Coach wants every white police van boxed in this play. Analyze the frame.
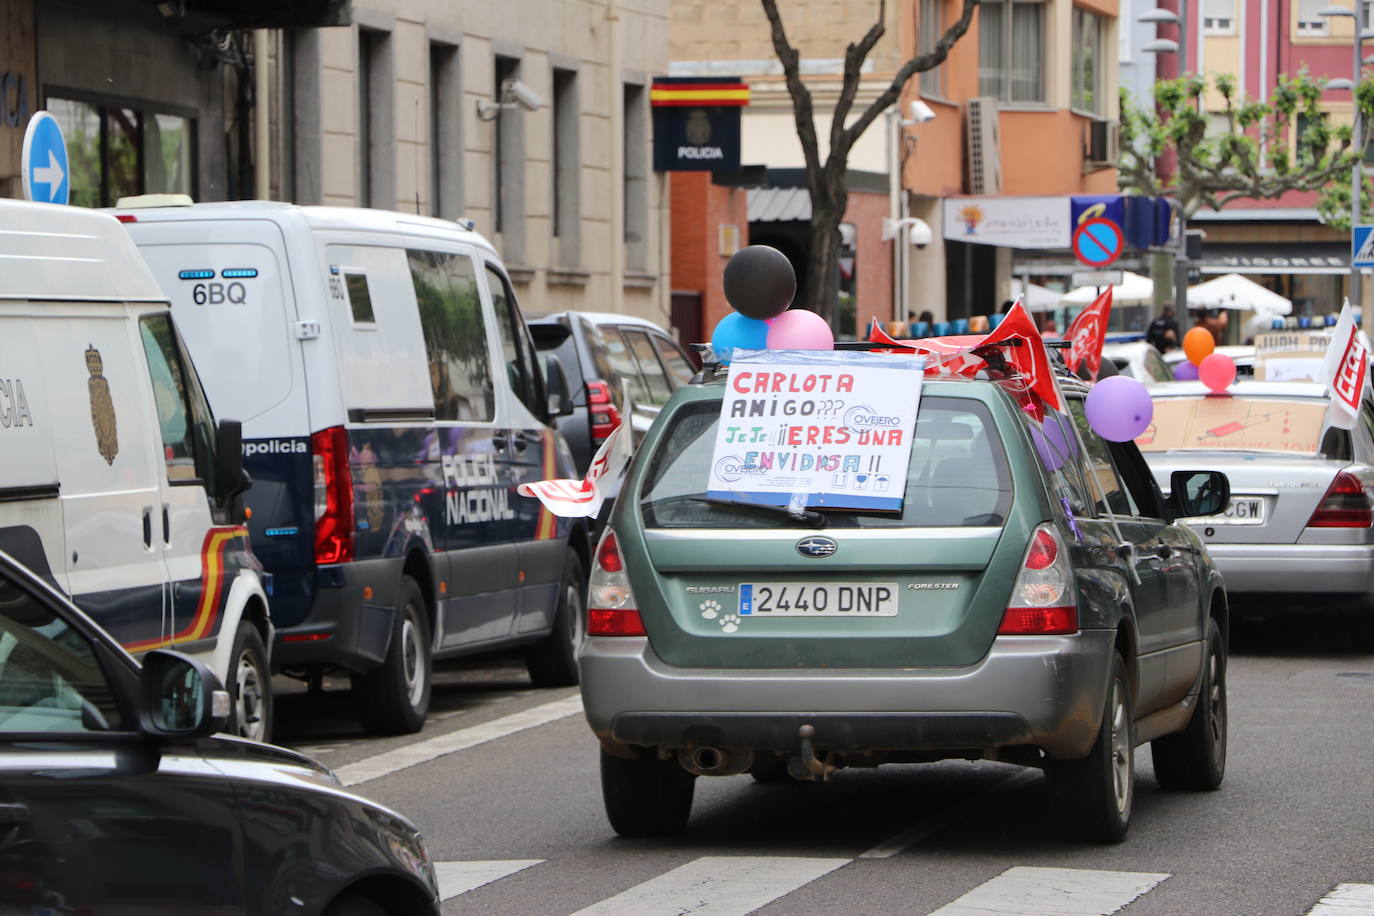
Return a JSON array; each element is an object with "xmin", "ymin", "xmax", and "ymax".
[
  {"xmin": 0, "ymin": 199, "xmax": 273, "ymax": 740},
  {"xmin": 114, "ymin": 200, "xmax": 591, "ymax": 735}
]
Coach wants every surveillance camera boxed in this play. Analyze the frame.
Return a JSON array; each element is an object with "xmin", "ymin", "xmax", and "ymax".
[
  {"xmin": 502, "ymin": 78, "xmax": 545, "ymax": 112},
  {"xmin": 908, "ymin": 99, "xmax": 936, "ymax": 124},
  {"xmin": 908, "ymin": 218, "xmax": 933, "ymax": 248}
]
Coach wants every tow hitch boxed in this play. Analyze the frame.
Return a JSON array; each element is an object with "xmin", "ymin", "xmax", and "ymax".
[{"xmin": 787, "ymin": 724, "xmax": 838, "ymax": 781}]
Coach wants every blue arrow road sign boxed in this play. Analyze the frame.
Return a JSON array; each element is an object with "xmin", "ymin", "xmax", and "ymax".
[
  {"xmin": 1354, "ymin": 225, "xmax": 1374, "ymax": 269},
  {"xmin": 21, "ymin": 111, "xmax": 69, "ymax": 206}
]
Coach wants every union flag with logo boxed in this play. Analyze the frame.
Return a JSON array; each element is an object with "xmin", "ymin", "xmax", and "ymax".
[
  {"xmin": 1066, "ymin": 287, "xmax": 1112, "ymax": 381},
  {"xmin": 1321, "ymin": 299, "xmax": 1370, "ymax": 430},
  {"xmin": 516, "ymin": 398, "xmax": 633, "ymax": 517}
]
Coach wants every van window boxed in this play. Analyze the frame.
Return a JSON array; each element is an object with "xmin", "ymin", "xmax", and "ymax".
[
  {"xmin": 345, "ymin": 271, "xmax": 376, "ymax": 324},
  {"xmin": 625, "ymin": 331, "xmax": 672, "ymax": 406},
  {"xmin": 485, "ymin": 264, "xmax": 544, "ymax": 418},
  {"xmin": 640, "ymin": 397, "xmax": 1012, "ymax": 529},
  {"xmin": 407, "ymin": 250, "xmax": 495, "ymax": 421},
  {"xmin": 139, "ymin": 315, "xmax": 218, "ymax": 491}
]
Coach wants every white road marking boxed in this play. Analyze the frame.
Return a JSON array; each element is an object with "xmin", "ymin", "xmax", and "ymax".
[
  {"xmin": 434, "ymin": 859, "xmax": 543, "ymax": 901},
  {"xmin": 859, "ymin": 767, "xmax": 1041, "ymax": 858},
  {"xmin": 570, "ymin": 855, "xmax": 850, "ymax": 916},
  {"xmin": 926, "ymin": 866, "xmax": 1170, "ymax": 916},
  {"xmin": 1306, "ymin": 883, "xmax": 1374, "ymax": 915},
  {"xmin": 333, "ymin": 694, "xmax": 583, "ymax": 786}
]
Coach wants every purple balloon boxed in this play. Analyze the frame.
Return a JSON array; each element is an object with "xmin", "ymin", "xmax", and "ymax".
[
  {"xmin": 1173, "ymin": 361, "xmax": 1199, "ymax": 381},
  {"xmin": 1085, "ymin": 375, "xmax": 1155, "ymax": 442},
  {"xmin": 1031, "ymin": 415, "xmax": 1080, "ymax": 471}
]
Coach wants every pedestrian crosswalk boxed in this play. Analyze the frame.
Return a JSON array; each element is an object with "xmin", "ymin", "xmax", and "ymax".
[{"xmin": 432, "ymin": 856, "xmax": 1374, "ymax": 915}]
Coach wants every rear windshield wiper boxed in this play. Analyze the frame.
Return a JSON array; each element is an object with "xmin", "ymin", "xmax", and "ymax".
[{"xmin": 689, "ymin": 496, "xmax": 827, "ymax": 528}]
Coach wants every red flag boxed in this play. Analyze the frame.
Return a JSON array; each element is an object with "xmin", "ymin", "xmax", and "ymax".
[
  {"xmin": 977, "ymin": 301, "xmax": 1061, "ymax": 411},
  {"xmin": 1066, "ymin": 288, "xmax": 1112, "ymax": 380},
  {"xmin": 866, "ymin": 319, "xmax": 985, "ymax": 377}
]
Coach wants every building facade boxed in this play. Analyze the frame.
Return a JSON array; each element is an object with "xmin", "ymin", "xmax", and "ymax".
[{"xmin": 268, "ymin": 0, "xmax": 672, "ymax": 323}]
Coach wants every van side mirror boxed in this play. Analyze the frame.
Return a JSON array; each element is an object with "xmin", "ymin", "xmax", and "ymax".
[
  {"xmin": 1168, "ymin": 470, "xmax": 1230, "ymax": 519},
  {"xmin": 544, "ymin": 354, "xmax": 575, "ymax": 418},
  {"xmin": 138, "ymin": 650, "xmax": 230, "ymax": 739},
  {"xmin": 214, "ymin": 419, "xmax": 251, "ymax": 520}
]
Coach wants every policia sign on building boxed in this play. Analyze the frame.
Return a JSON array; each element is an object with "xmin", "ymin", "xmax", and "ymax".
[{"xmin": 651, "ymin": 76, "xmax": 749, "ymax": 171}]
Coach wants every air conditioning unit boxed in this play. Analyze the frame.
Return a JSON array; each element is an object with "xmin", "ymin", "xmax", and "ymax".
[
  {"xmin": 965, "ymin": 97, "xmax": 1002, "ymax": 195},
  {"xmin": 1087, "ymin": 118, "xmax": 1120, "ymax": 166}
]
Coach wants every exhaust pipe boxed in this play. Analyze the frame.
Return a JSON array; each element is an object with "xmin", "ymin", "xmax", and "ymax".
[{"xmin": 678, "ymin": 746, "xmax": 754, "ymax": 776}]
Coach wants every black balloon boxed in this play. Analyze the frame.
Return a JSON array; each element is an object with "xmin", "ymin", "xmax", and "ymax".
[{"xmin": 723, "ymin": 245, "xmax": 796, "ymax": 320}]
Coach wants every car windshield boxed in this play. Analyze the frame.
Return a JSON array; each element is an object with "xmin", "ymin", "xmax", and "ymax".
[
  {"xmin": 1139, "ymin": 396, "xmax": 1343, "ymax": 457},
  {"xmin": 640, "ymin": 396, "xmax": 1013, "ymax": 528}
]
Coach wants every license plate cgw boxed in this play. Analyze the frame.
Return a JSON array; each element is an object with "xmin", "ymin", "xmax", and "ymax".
[
  {"xmin": 1204, "ymin": 497, "xmax": 1265, "ymax": 525},
  {"xmin": 739, "ymin": 583, "xmax": 899, "ymax": 617}
]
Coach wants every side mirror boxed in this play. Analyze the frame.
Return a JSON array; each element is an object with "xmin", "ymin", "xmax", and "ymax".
[
  {"xmin": 1168, "ymin": 470, "xmax": 1231, "ymax": 519},
  {"xmin": 544, "ymin": 354, "xmax": 575, "ymax": 418},
  {"xmin": 138, "ymin": 650, "xmax": 230, "ymax": 739},
  {"xmin": 214, "ymin": 418, "xmax": 251, "ymax": 521}
]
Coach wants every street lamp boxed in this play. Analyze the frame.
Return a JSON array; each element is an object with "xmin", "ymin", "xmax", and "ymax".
[
  {"xmin": 1140, "ymin": 0, "xmax": 1192, "ymax": 319},
  {"xmin": 1319, "ymin": 4, "xmax": 1369, "ymax": 308}
]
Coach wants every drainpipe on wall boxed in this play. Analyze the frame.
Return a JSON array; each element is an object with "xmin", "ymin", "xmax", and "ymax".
[
  {"xmin": 608, "ymin": 0, "xmax": 625, "ymax": 315},
  {"xmin": 254, "ymin": 29, "xmax": 271, "ymax": 200}
]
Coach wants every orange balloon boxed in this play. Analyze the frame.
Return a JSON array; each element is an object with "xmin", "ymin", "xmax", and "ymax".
[{"xmin": 1183, "ymin": 326, "xmax": 1215, "ymax": 366}]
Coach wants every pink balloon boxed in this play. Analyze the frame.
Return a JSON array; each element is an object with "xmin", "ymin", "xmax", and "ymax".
[
  {"xmin": 766, "ymin": 309, "xmax": 835, "ymax": 350},
  {"xmin": 1198, "ymin": 353, "xmax": 1236, "ymax": 392}
]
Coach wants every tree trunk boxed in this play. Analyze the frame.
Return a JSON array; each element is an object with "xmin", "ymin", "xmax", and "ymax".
[{"xmin": 805, "ymin": 212, "xmax": 842, "ymax": 327}]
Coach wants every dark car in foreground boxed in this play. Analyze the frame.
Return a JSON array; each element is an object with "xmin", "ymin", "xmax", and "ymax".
[
  {"xmin": 0, "ymin": 550, "xmax": 438, "ymax": 915},
  {"xmin": 581, "ymin": 354, "xmax": 1232, "ymax": 843}
]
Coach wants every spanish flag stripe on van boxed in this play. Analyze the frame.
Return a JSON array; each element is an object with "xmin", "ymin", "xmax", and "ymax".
[
  {"xmin": 123, "ymin": 526, "xmax": 248, "ymax": 653},
  {"xmin": 535, "ymin": 430, "xmax": 560, "ymax": 541}
]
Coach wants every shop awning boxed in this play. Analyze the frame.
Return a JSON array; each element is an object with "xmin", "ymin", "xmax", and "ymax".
[
  {"xmin": 748, "ymin": 187, "xmax": 811, "ymax": 223},
  {"xmin": 1199, "ymin": 242, "xmax": 1348, "ymax": 275}
]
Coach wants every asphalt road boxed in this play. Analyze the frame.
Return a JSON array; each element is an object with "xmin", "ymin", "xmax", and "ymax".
[{"xmin": 272, "ymin": 614, "xmax": 1374, "ymax": 916}]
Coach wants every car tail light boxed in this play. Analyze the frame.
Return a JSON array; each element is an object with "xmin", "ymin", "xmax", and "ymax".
[
  {"xmin": 1307, "ymin": 472, "xmax": 1373, "ymax": 528},
  {"xmin": 587, "ymin": 380, "xmax": 622, "ymax": 445},
  {"xmin": 312, "ymin": 426, "xmax": 355, "ymax": 564},
  {"xmin": 587, "ymin": 530, "xmax": 645, "ymax": 636},
  {"xmin": 999, "ymin": 524, "xmax": 1078, "ymax": 635},
  {"xmin": 114, "ymin": 213, "xmax": 137, "ymax": 223}
]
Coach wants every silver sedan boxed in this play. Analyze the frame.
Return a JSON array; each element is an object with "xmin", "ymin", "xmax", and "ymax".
[{"xmin": 1140, "ymin": 380, "xmax": 1374, "ymax": 638}]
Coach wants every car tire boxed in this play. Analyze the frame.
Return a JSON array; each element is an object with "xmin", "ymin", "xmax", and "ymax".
[
  {"xmin": 1045, "ymin": 651, "xmax": 1133, "ymax": 843},
  {"xmin": 600, "ymin": 748, "xmax": 695, "ymax": 837},
  {"xmin": 525, "ymin": 553, "xmax": 586, "ymax": 688},
  {"xmin": 322, "ymin": 893, "xmax": 388, "ymax": 916},
  {"xmin": 1151, "ymin": 617, "xmax": 1227, "ymax": 791},
  {"xmin": 227, "ymin": 621, "xmax": 272, "ymax": 743},
  {"xmin": 352, "ymin": 577, "xmax": 431, "ymax": 735}
]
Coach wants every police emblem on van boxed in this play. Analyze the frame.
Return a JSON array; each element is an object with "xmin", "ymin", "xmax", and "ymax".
[
  {"xmin": 796, "ymin": 536, "xmax": 838, "ymax": 558},
  {"xmin": 85, "ymin": 345, "xmax": 118, "ymax": 465}
]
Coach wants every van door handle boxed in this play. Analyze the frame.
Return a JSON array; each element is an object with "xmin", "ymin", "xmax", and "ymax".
[
  {"xmin": 142, "ymin": 507, "xmax": 154, "ymax": 548},
  {"xmin": 162, "ymin": 504, "xmax": 171, "ymax": 545},
  {"xmin": 512, "ymin": 436, "xmax": 528, "ymax": 452},
  {"xmin": 491, "ymin": 436, "xmax": 508, "ymax": 451}
]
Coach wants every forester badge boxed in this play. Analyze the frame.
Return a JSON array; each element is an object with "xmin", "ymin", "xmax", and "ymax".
[{"xmin": 86, "ymin": 344, "xmax": 118, "ymax": 465}]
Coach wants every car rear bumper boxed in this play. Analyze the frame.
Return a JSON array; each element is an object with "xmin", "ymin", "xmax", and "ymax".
[
  {"xmin": 579, "ymin": 629, "xmax": 1116, "ymax": 760},
  {"xmin": 1205, "ymin": 543, "xmax": 1374, "ymax": 597}
]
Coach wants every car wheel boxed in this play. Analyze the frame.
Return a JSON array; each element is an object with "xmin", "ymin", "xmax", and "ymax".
[
  {"xmin": 600, "ymin": 748, "xmax": 695, "ymax": 837},
  {"xmin": 525, "ymin": 553, "xmax": 585, "ymax": 688},
  {"xmin": 1045, "ymin": 651, "xmax": 1133, "ymax": 843},
  {"xmin": 228, "ymin": 621, "xmax": 272, "ymax": 743},
  {"xmin": 322, "ymin": 893, "xmax": 388, "ymax": 916},
  {"xmin": 352, "ymin": 577, "xmax": 431, "ymax": 735},
  {"xmin": 1151, "ymin": 618, "xmax": 1227, "ymax": 791}
]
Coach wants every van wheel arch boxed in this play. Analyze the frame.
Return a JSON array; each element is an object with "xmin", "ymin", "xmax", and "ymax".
[{"xmin": 401, "ymin": 550, "xmax": 437, "ymax": 639}]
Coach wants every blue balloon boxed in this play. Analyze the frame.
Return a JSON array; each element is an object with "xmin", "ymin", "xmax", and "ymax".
[{"xmin": 711, "ymin": 312, "xmax": 770, "ymax": 364}]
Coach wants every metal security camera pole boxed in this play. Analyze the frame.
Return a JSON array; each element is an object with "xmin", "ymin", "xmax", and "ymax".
[{"xmin": 887, "ymin": 106, "xmax": 903, "ymax": 325}]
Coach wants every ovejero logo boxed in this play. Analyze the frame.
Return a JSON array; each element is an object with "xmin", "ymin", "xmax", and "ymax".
[
  {"xmin": 713, "ymin": 455, "xmax": 765, "ymax": 483},
  {"xmin": 843, "ymin": 405, "xmax": 901, "ymax": 430}
]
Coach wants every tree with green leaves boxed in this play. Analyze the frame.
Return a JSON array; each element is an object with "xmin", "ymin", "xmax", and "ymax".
[
  {"xmin": 1118, "ymin": 70, "xmax": 1374, "ymax": 228},
  {"xmin": 761, "ymin": 0, "xmax": 978, "ymax": 327}
]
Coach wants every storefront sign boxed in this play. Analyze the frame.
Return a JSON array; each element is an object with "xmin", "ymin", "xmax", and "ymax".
[
  {"xmin": 942, "ymin": 196, "xmax": 1071, "ymax": 250},
  {"xmin": 707, "ymin": 350, "xmax": 923, "ymax": 512},
  {"xmin": 651, "ymin": 77, "xmax": 749, "ymax": 172}
]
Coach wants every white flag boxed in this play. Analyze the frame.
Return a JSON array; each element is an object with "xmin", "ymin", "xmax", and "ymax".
[
  {"xmin": 1321, "ymin": 299, "xmax": 1369, "ymax": 430},
  {"xmin": 516, "ymin": 405, "xmax": 633, "ymax": 518}
]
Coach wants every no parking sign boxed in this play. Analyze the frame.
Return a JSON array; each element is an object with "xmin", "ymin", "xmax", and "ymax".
[{"xmin": 1072, "ymin": 218, "xmax": 1124, "ymax": 268}]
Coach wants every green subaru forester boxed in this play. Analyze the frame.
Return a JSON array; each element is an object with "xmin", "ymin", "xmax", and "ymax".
[{"xmin": 579, "ymin": 353, "xmax": 1231, "ymax": 844}]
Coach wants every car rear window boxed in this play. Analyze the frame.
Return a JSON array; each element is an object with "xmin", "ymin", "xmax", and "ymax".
[
  {"xmin": 1140, "ymin": 396, "xmax": 1344, "ymax": 457},
  {"xmin": 640, "ymin": 396, "xmax": 1013, "ymax": 528}
]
